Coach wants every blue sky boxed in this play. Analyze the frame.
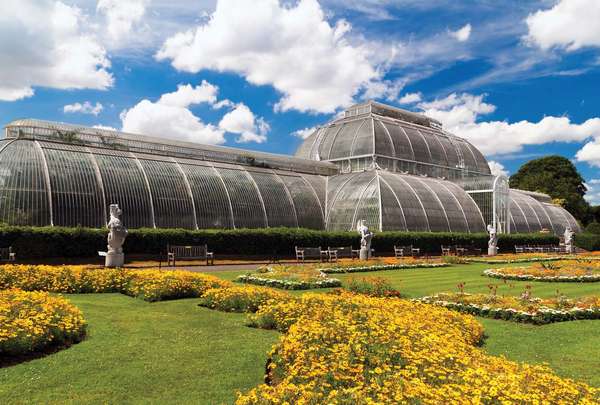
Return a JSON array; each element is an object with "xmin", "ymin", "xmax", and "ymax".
[{"xmin": 1, "ymin": 0, "xmax": 599, "ymax": 203}]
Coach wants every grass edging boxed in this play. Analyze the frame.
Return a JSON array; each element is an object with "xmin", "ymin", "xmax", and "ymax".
[
  {"xmin": 236, "ymin": 274, "xmax": 341, "ymax": 290},
  {"xmin": 416, "ymin": 295, "xmax": 600, "ymax": 324},
  {"xmin": 484, "ymin": 268, "xmax": 600, "ymax": 282},
  {"xmin": 319, "ymin": 262, "xmax": 448, "ymax": 274}
]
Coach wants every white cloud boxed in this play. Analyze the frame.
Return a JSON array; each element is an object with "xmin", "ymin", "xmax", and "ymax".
[
  {"xmin": 64, "ymin": 101, "xmax": 104, "ymax": 115},
  {"xmin": 576, "ymin": 139, "xmax": 600, "ymax": 167},
  {"xmin": 121, "ymin": 81, "xmax": 226, "ymax": 145},
  {"xmin": 398, "ymin": 92, "xmax": 422, "ymax": 104},
  {"xmin": 93, "ymin": 124, "xmax": 117, "ymax": 131},
  {"xmin": 0, "ymin": 0, "xmax": 112, "ymax": 101},
  {"xmin": 525, "ymin": 0, "xmax": 600, "ymax": 51},
  {"xmin": 97, "ymin": 0, "xmax": 149, "ymax": 48},
  {"xmin": 488, "ymin": 161, "xmax": 509, "ymax": 177},
  {"xmin": 450, "ymin": 24, "xmax": 471, "ymax": 42},
  {"xmin": 158, "ymin": 81, "xmax": 218, "ymax": 107},
  {"xmin": 218, "ymin": 103, "xmax": 269, "ymax": 143},
  {"xmin": 156, "ymin": 0, "xmax": 379, "ymax": 113},
  {"xmin": 584, "ymin": 179, "xmax": 600, "ymax": 205},
  {"xmin": 292, "ymin": 127, "xmax": 318, "ymax": 140},
  {"xmin": 419, "ymin": 93, "xmax": 600, "ymax": 156}
]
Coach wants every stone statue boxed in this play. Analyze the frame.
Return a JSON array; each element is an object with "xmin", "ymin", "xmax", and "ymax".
[
  {"xmin": 356, "ymin": 219, "xmax": 373, "ymax": 260},
  {"xmin": 564, "ymin": 226, "xmax": 574, "ymax": 254},
  {"xmin": 487, "ymin": 224, "xmax": 498, "ymax": 256},
  {"xmin": 106, "ymin": 204, "xmax": 127, "ymax": 267}
]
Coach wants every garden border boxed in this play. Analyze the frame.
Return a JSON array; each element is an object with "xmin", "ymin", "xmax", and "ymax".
[
  {"xmin": 483, "ymin": 268, "xmax": 600, "ymax": 282},
  {"xmin": 236, "ymin": 274, "xmax": 341, "ymax": 290},
  {"xmin": 319, "ymin": 262, "xmax": 448, "ymax": 274}
]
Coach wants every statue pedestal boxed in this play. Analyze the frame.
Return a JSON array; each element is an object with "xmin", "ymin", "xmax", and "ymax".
[
  {"xmin": 359, "ymin": 247, "xmax": 371, "ymax": 260},
  {"xmin": 488, "ymin": 247, "xmax": 497, "ymax": 256},
  {"xmin": 105, "ymin": 252, "xmax": 124, "ymax": 268}
]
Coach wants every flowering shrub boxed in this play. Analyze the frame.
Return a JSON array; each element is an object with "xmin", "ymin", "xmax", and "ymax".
[
  {"xmin": 468, "ymin": 253, "xmax": 578, "ymax": 264},
  {"xmin": 0, "ymin": 265, "xmax": 231, "ymax": 302},
  {"xmin": 238, "ymin": 291, "xmax": 597, "ymax": 403},
  {"xmin": 319, "ymin": 258, "xmax": 448, "ymax": 274},
  {"xmin": 417, "ymin": 292, "xmax": 600, "ymax": 324},
  {"xmin": 484, "ymin": 260, "xmax": 600, "ymax": 282},
  {"xmin": 0, "ymin": 289, "xmax": 86, "ymax": 356},
  {"xmin": 199, "ymin": 286, "xmax": 290, "ymax": 313},
  {"xmin": 342, "ymin": 276, "xmax": 401, "ymax": 297},
  {"xmin": 236, "ymin": 265, "xmax": 341, "ymax": 290}
]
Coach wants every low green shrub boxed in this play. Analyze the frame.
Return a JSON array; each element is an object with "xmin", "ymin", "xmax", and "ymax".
[
  {"xmin": 574, "ymin": 233, "xmax": 600, "ymax": 251},
  {"xmin": 585, "ymin": 222, "xmax": 600, "ymax": 235},
  {"xmin": 0, "ymin": 225, "xmax": 560, "ymax": 259}
]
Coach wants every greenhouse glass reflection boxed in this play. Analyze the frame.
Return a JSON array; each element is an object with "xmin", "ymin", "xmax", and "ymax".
[{"xmin": 0, "ymin": 101, "xmax": 580, "ymax": 235}]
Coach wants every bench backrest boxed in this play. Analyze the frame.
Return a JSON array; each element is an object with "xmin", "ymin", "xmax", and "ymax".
[
  {"xmin": 296, "ymin": 246, "xmax": 322, "ymax": 257},
  {"xmin": 394, "ymin": 245, "xmax": 412, "ymax": 251},
  {"xmin": 168, "ymin": 244, "xmax": 208, "ymax": 257},
  {"xmin": 328, "ymin": 246, "xmax": 353, "ymax": 257}
]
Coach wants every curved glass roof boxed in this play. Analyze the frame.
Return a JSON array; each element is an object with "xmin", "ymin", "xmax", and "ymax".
[
  {"xmin": 296, "ymin": 101, "xmax": 491, "ymax": 176},
  {"xmin": 509, "ymin": 190, "xmax": 581, "ymax": 235},
  {"xmin": 0, "ymin": 139, "xmax": 325, "ymax": 229},
  {"xmin": 326, "ymin": 169, "xmax": 486, "ymax": 232}
]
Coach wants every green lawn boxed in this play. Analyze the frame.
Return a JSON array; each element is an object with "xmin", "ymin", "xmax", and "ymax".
[
  {"xmin": 1, "ymin": 262, "xmax": 598, "ymax": 404},
  {"xmin": 0, "ymin": 294, "xmax": 277, "ymax": 405}
]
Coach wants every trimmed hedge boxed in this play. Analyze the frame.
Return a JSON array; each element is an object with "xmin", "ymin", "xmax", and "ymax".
[
  {"xmin": 0, "ymin": 226, "xmax": 560, "ymax": 259},
  {"xmin": 574, "ymin": 233, "xmax": 600, "ymax": 252}
]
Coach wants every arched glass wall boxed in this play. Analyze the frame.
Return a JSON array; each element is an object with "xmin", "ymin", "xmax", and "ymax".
[
  {"xmin": 509, "ymin": 190, "xmax": 581, "ymax": 235},
  {"xmin": 326, "ymin": 170, "xmax": 486, "ymax": 232},
  {"xmin": 0, "ymin": 139, "xmax": 326, "ymax": 230}
]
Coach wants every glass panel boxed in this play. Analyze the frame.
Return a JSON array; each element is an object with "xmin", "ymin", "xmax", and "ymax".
[
  {"xmin": 378, "ymin": 178, "xmax": 407, "ymax": 231},
  {"xmin": 302, "ymin": 174, "xmax": 326, "ymax": 215},
  {"xmin": 382, "ymin": 122, "xmax": 414, "ymax": 161},
  {"xmin": 249, "ymin": 171, "xmax": 297, "ymax": 228},
  {"xmin": 437, "ymin": 135, "xmax": 460, "ymax": 169},
  {"xmin": 509, "ymin": 196, "xmax": 531, "ymax": 233},
  {"xmin": 217, "ymin": 167, "xmax": 266, "ymax": 228},
  {"xmin": 400, "ymin": 126, "xmax": 431, "ymax": 164},
  {"xmin": 419, "ymin": 129, "xmax": 448, "ymax": 168},
  {"xmin": 353, "ymin": 178, "xmax": 380, "ymax": 231},
  {"xmin": 138, "ymin": 158, "xmax": 195, "ymax": 229},
  {"xmin": 426, "ymin": 178, "xmax": 469, "ymax": 232},
  {"xmin": 317, "ymin": 125, "xmax": 343, "ymax": 160},
  {"xmin": 379, "ymin": 172, "xmax": 429, "ymax": 232},
  {"xmin": 278, "ymin": 174, "xmax": 324, "ymax": 229},
  {"xmin": 327, "ymin": 171, "xmax": 375, "ymax": 231},
  {"xmin": 41, "ymin": 143, "xmax": 104, "ymax": 228},
  {"xmin": 329, "ymin": 120, "xmax": 363, "ymax": 159},
  {"xmin": 351, "ymin": 118, "xmax": 374, "ymax": 156},
  {"xmin": 400, "ymin": 176, "xmax": 450, "ymax": 232},
  {"xmin": 373, "ymin": 120, "xmax": 394, "ymax": 158},
  {"xmin": 180, "ymin": 163, "xmax": 234, "ymax": 229},
  {"xmin": 95, "ymin": 151, "xmax": 154, "ymax": 229},
  {"xmin": 0, "ymin": 140, "xmax": 50, "ymax": 226}
]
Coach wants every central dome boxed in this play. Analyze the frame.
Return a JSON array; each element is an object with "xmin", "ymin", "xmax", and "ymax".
[{"xmin": 296, "ymin": 100, "xmax": 491, "ymax": 179}]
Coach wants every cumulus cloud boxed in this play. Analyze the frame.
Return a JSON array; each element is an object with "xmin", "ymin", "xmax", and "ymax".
[
  {"xmin": 450, "ymin": 24, "xmax": 471, "ymax": 42},
  {"xmin": 398, "ymin": 92, "xmax": 422, "ymax": 104},
  {"xmin": 488, "ymin": 161, "xmax": 509, "ymax": 177},
  {"xmin": 218, "ymin": 103, "xmax": 269, "ymax": 143},
  {"xmin": 418, "ymin": 93, "xmax": 600, "ymax": 156},
  {"xmin": 156, "ymin": 0, "xmax": 379, "ymax": 113},
  {"xmin": 292, "ymin": 126, "xmax": 318, "ymax": 140},
  {"xmin": 0, "ymin": 0, "xmax": 113, "ymax": 101},
  {"xmin": 97, "ymin": 0, "xmax": 149, "ymax": 47},
  {"xmin": 121, "ymin": 82, "xmax": 226, "ymax": 144},
  {"xmin": 576, "ymin": 139, "xmax": 600, "ymax": 167},
  {"xmin": 584, "ymin": 179, "xmax": 600, "ymax": 205},
  {"xmin": 64, "ymin": 101, "xmax": 104, "ymax": 115},
  {"xmin": 525, "ymin": 0, "xmax": 600, "ymax": 51}
]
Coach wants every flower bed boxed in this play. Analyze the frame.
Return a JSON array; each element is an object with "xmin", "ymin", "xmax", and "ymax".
[
  {"xmin": 416, "ymin": 292, "xmax": 600, "ymax": 324},
  {"xmin": 467, "ymin": 253, "xmax": 576, "ymax": 264},
  {"xmin": 236, "ymin": 265, "xmax": 341, "ymax": 290},
  {"xmin": 0, "ymin": 289, "xmax": 86, "ymax": 356},
  {"xmin": 483, "ymin": 260, "xmax": 600, "ymax": 282},
  {"xmin": 231, "ymin": 291, "xmax": 597, "ymax": 403},
  {"xmin": 199, "ymin": 286, "xmax": 290, "ymax": 313},
  {"xmin": 319, "ymin": 258, "xmax": 448, "ymax": 274},
  {"xmin": 0, "ymin": 265, "xmax": 232, "ymax": 302}
]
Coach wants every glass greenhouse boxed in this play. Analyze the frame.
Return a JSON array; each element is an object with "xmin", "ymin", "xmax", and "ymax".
[{"xmin": 0, "ymin": 101, "xmax": 581, "ymax": 235}]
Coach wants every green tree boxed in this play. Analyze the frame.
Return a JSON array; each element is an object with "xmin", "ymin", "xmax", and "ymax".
[{"xmin": 509, "ymin": 156, "xmax": 590, "ymax": 224}]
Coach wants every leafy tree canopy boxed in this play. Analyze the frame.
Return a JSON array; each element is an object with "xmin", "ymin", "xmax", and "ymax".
[{"xmin": 509, "ymin": 156, "xmax": 591, "ymax": 223}]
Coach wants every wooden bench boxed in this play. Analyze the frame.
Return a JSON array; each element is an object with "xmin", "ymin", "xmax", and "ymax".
[
  {"xmin": 0, "ymin": 247, "xmax": 16, "ymax": 262},
  {"xmin": 167, "ymin": 244, "xmax": 214, "ymax": 266},
  {"xmin": 328, "ymin": 246, "xmax": 359, "ymax": 261},
  {"xmin": 394, "ymin": 245, "xmax": 420, "ymax": 258},
  {"xmin": 295, "ymin": 246, "xmax": 329, "ymax": 262}
]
